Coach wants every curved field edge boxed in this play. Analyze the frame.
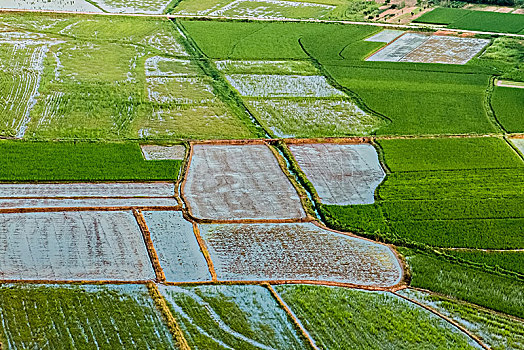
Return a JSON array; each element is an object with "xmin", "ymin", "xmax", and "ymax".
[{"xmin": 273, "ymin": 284, "xmax": 481, "ymax": 350}]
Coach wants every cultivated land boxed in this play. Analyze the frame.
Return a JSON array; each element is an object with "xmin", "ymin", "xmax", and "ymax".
[
  {"xmin": 0, "ymin": 3, "xmax": 523, "ymax": 348},
  {"xmin": 199, "ymin": 222, "xmax": 402, "ymax": 286},
  {"xmin": 183, "ymin": 143, "xmax": 306, "ymax": 221},
  {"xmin": 288, "ymin": 143, "xmax": 385, "ymax": 205}
]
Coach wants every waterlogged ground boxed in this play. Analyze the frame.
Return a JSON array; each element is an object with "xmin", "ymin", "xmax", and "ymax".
[
  {"xmin": 0, "ymin": 284, "xmax": 176, "ymax": 350},
  {"xmin": 367, "ymin": 32, "xmax": 489, "ymax": 64},
  {"xmin": 0, "ymin": 0, "xmax": 102, "ymax": 12},
  {"xmin": 289, "ymin": 143, "xmax": 386, "ymax": 205},
  {"xmin": 0, "ymin": 211, "xmax": 155, "ymax": 281},
  {"xmin": 199, "ymin": 222, "xmax": 402, "ymax": 286},
  {"xmin": 160, "ymin": 284, "xmax": 308, "ymax": 349},
  {"xmin": 184, "ymin": 144, "xmax": 306, "ymax": 221},
  {"xmin": 144, "ymin": 211, "xmax": 211, "ymax": 282}
]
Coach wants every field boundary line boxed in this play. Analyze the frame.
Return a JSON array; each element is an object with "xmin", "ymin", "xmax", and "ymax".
[
  {"xmin": 392, "ymin": 291, "xmax": 491, "ymax": 350},
  {"xmin": 1, "ymin": 9, "xmax": 523, "ymax": 37},
  {"xmin": 179, "ymin": 142, "xmax": 195, "ymax": 218},
  {"xmin": 266, "ymin": 284, "xmax": 319, "ymax": 350},
  {"xmin": 147, "ymin": 282, "xmax": 192, "ymax": 350},
  {"xmin": 268, "ymin": 142, "xmax": 317, "ymax": 221},
  {"xmin": 410, "ymin": 287, "xmax": 524, "ymax": 324},
  {"xmin": 0, "ymin": 279, "xmax": 151, "ymax": 285},
  {"xmin": 192, "ymin": 222, "xmax": 218, "ymax": 281},
  {"xmin": 173, "ymin": 141, "xmax": 191, "ymax": 208},
  {"xmin": 441, "ymin": 247, "xmax": 524, "ymax": 252},
  {"xmin": 164, "ymin": 279, "xmax": 406, "ymax": 292},
  {"xmin": 485, "ymin": 76, "xmax": 507, "ymax": 134},
  {"xmin": 133, "ymin": 209, "xmax": 166, "ymax": 283},
  {"xmin": 0, "ymin": 206, "xmax": 180, "ymax": 213}
]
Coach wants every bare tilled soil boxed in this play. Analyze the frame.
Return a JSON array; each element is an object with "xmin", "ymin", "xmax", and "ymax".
[
  {"xmin": 289, "ymin": 143, "xmax": 385, "ymax": 205},
  {"xmin": 183, "ymin": 144, "xmax": 306, "ymax": 221},
  {"xmin": 0, "ymin": 182, "xmax": 175, "ymax": 198},
  {"xmin": 199, "ymin": 222, "xmax": 402, "ymax": 287},
  {"xmin": 0, "ymin": 211, "xmax": 155, "ymax": 281},
  {"xmin": 140, "ymin": 145, "xmax": 186, "ymax": 160}
]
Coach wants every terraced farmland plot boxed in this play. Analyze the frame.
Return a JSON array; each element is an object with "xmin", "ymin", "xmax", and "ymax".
[
  {"xmin": 0, "ymin": 211, "xmax": 155, "ymax": 281},
  {"xmin": 172, "ymin": 0, "xmax": 336, "ymax": 19},
  {"xmin": 0, "ymin": 182, "xmax": 175, "ymax": 198},
  {"xmin": 0, "ymin": 0, "xmax": 102, "ymax": 12},
  {"xmin": 0, "ymin": 34, "xmax": 60, "ymax": 137},
  {"xmin": 144, "ymin": 211, "xmax": 211, "ymax": 282},
  {"xmin": 399, "ymin": 288, "xmax": 524, "ymax": 350},
  {"xmin": 141, "ymin": 144, "xmax": 186, "ymax": 160},
  {"xmin": 215, "ymin": 60, "xmax": 319, "ymax": 75},
  {"xmin": 184, "ymin": 144, "xmax": 306, "ymax": 221},
  {"xmin": 248, "ymin": 99, "xmax": 383, "ymax": 138},
  {"xmin": 225, "ymin": 74, "xmax": 346, "ymax": 97},
  {"xmin": 511, "ymin": 138, "xmax": 524, "ymax": 155},
  {"xmin": 199, "ymin": 222, "xmax": 402, "ymax": 286},
  {"xmin": 364, "ymin": 29, "xmax": 404, "ymax": 43},
  {"xmin": 275, "ymin": 285, "xmax": 480, "ymax": 350},
  {"xmin": 367, "ymin": 32, "xmax": 489, "ymax": 64},
  {"xmin": 92, "ymin": 0, "xmax": 173, "ymax": 13},
  {"xmin": 0, "ymin": 284, "xmax": 176, "ymax": 350},
  {"xmin": 161, "ymin": 284, "xmax": 308, "ymax": 349},
  {"xmin": 289, "ymin": 143, "xmax": 386, "ymax": 205}
]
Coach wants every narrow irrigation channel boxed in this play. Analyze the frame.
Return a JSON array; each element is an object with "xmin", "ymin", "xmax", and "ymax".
[{"xmin": 274, "ymin": 145, "xmax": 322, "ymax": 221}]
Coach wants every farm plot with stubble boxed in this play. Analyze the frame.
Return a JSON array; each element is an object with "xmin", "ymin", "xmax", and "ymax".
[
  {"xmin": 288, "ymin": 143, "xmax": 386, "ymax": 205},
  {"xmin": 0, "ymin": 13, "xmax": 260, "ymax": 140},
  {"xmin": 0, "ymin": 284, "xmax": 176, "ymax": 350},
  {"xmin": 198, "ymin": 222, "xmax": 402, "ymax": 286},
  {"xmin": 183, "ymin": 144, "xmax": 306, "ymax": 221},
  {"xmin": 274, "ymin": 284, "xmax": 479, "ymax": 350},
  {"xmin": 160, "ymin": 284, "xmax": 308, "ymax": 349},
  {"xmin": 0, "ymin": 0, "xmax": 102, "ymax": 11},
  {"xmin": 367, "ymin": 32, "xmax": 489, "ymax": 65},
  {"xmin": 143, "ymin": 211, "xmax": 211, "ymax": 282},
  {"xmin": 0, "ymin": 211, "xmax": 155, "ymax": 281}
]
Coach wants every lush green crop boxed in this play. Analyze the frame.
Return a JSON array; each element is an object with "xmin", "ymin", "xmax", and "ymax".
[
  {"xmin": 274, "ymin": 284, "xmax": 477, "ymax": 349},
  {"xmin": 445, "ymin": 250, "xmax": 524, "ymax": 275},
  {"xmin": 378, "ymin": 137, "xmax": 523, "ymax": 172},
  {"xmin": 400, "ymin": 289, "xmax": 524, "ymax": 350},
  {"xmin": 0, "ymin": 141, "xmax": 180, "ymax": 181},
  {"xmin": 492, "ymin": 87, "xmax": 524, "ymax": 133},
  {"xmin": 402, "ymin": 249, "xmax": 524, "ymax": 318},
  {"xmin": 415, "ymin": 8, "xmax": 524, "ymax": 34},
  {"xmin": 412, "ymin": 7, "xmax": 471, "ymax": 25},
  {"xmin": 0, "ymin": 284, "xmax": 176, "ymax": 349}
]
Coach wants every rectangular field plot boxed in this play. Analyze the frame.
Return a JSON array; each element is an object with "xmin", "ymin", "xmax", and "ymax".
[
  {"xmin": 199, "ymin": 222, "xmax": 402, "ymax": 286},
  {"xmin": 160, "ymin": 284, "xmax": 308, "ymax": 349},
  {"xmin": 91, "ymin": 0, "xmax": 173, "ymax": 13},
  {"xmin": 365, "ymin": 29, "xmax": 404, "ymax": 43},
  {"xmin": 173, "ymin": 0, "xmax": 336, "ymax": 19},
  {"xmin": 215, "ymin": 60, "xmax": 318, "ymax": 75},
  {"xmin": 248, "ymin": 99, "xmax": 384, "ymax": 138},
  {"xmin": 144, "ymin": 211, "xmax": 211, "ymax": 282},
  {"xmin": 141, "ymin": 145, "xmax": 186, "ymax": 160},
  {"xmin": 289, "ymin": 143, "xmax": 386, "ymax": 204},
  {"xmin": 0, "ymin": 284, "xmax": 176, "ymax": 350},
  {"xmin": 0, "ymin": 211, "xmax": 155, "ymax": 281},
  {"xmin": 0, "ymin": 0, "xmax": 101, "ymax": 12},
  {"xmin": 367, "ymin": 32, "xmax": 487, "ymax": 64},
  {"xmin": 0, "ymin": 182, "xmax": 175, "ymax": 198},
  {"xmin": 225, "ymin": 74, "xmax": 346, "ymax": 97},
  {"xmin": 401, "ymin": 36, "xmax": 489, "ymax": 65},
  {"xmin": 367, "ymin": 33, "xmax": 429, "ymax": 62},
  {"xmin": 184, "ymin": 144, "xmax": 306, "ymax": 221},
  {"xmin": 275, "ymin": 285, "xmax": 479, "ymax": 349},
  {"xmin": 0, "ymin": 197, "xmax": 178, "ymax": 210}
]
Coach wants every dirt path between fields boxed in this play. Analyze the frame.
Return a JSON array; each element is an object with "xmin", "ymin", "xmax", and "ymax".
[{"xmin": 1, "ymin": 8, "xmax": 523, "ymax": 38}]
